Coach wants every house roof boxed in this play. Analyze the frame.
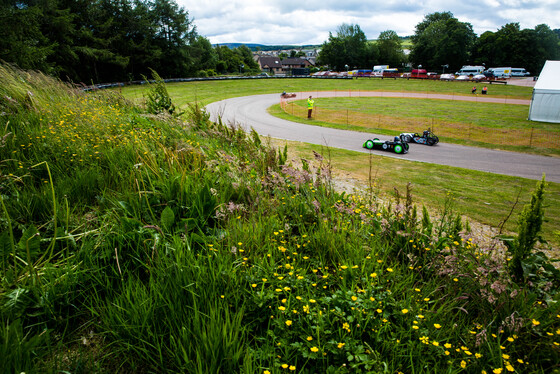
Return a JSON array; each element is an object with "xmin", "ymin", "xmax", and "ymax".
[
  {"xmin": 281, "ymin": 58, "xmax": 313, "ymax": 67},
  {"xmin": 257, "ymin": 56, "xmax": 282, "ymax": 68}
]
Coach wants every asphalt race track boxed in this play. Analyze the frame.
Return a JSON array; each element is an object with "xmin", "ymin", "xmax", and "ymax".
[{"xmin": 205, "ymin": 91, "xmax": 560, "ymax": 183}]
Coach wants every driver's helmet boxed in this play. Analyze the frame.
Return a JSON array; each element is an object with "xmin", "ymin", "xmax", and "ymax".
[{"xmin": 394, "ymin": 136, "xmax": 400, "ymax": 142}]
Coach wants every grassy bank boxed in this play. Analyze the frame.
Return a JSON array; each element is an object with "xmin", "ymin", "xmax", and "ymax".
[{"xmin": 1, "ymin": 65, "xmax": 559, "ymax": 373}]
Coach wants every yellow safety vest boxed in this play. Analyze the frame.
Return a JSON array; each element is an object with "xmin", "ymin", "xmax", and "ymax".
[{"xmin": 307, "ymin": 98, "xmax": 314, "ymax": 109}]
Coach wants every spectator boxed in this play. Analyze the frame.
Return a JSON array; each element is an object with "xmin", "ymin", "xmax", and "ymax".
[
  {"xmin": 482, "ymin": 86, "xmax": 488, "ymax": 95},
  {"xmin": 471, "ymin": 86, "xmax": 477, "ymax": 94}
]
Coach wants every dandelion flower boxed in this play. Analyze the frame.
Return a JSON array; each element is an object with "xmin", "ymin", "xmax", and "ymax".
[
  {"xmin": 460, "ymin": 360, "xmax": 466, "ymax": 368},
  {"xmin": 282, "ymin": 363, "xmax": 288, "ymax": 368},
  {"xmin": 434, "ymin": 323, "xmax": 442, "ymax": 329},
  {"xmin": 285, "ymin": 320, "xmax": 292, "ymax": 326},
  {"xmin": 386, "ymin": 268, "xmax": 393, "ymax": 272},
  {"xmin": 306, "ymin": 336, "xmax": 313, "ymax": 341},
  {"xmin": 506, "ymin": 365, "xmax": 514, "ymax": 372},
  {"xmin": 352, "ymin": 296, "xmax": 358, "ymax": 301},
  {"xmin": 264, "ymin": 371, "xmax": 271, "ymax": 374},
  {"xmin": 289, "ymin": 366, "xmax": 296, "ymax": 371},
  {"xmin": 402, "ymin": 309, "xmax": 409, "ymax": 314},
  {"xmin": 310, "ymin": 347, "xmax": 319, "ymax": 352},
  {"xmin": 493, "ymin": 369, "xmax": 503, "ymax": 374}
]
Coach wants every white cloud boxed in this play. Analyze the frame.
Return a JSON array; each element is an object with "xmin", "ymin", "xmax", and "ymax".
[{"xmin": 178, "ymin": 0, "xmax": 560, "ymax": 45}]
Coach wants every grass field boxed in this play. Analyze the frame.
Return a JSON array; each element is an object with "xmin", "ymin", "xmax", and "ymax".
[{"xmin": 2, "ymin": 64, "xmax": 560, "ymax": 374}]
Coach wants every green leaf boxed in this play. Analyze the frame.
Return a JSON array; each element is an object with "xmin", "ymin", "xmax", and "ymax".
[
  {"xmin": 17, "ymin": 225, "xmax": 40, "ymax": 255},
  {"xmin": 161, "ymin": 206, "xmax": 175, "ymax": 231}
]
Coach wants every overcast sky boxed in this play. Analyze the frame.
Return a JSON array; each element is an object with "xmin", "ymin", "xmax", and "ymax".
[{"xmin": 178, "ymin": 0, "xmax": 559, "ymax": 45}]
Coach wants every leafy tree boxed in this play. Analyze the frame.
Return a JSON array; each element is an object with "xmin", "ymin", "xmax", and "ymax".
[
  {"xmin": 409, "ymin": 12, "xmax": 476, "ymax": 72},
  {"xmin": 318, "ymin": 24, "xmax": 377, "ymax": 71},
  {"xmin": 473, "ymin": 23, "xmax": 559, "ymax": 75},
  {"xmin": 0, "ymin": 1, "xmax": 53, "ymax": 72},
  {"xmin": 191, "ymin": 35, "xmax": 217, "ymax": 72},
  {"xmin": 376, "ymin": 30, "xmax": 405, "ymax": 68}
]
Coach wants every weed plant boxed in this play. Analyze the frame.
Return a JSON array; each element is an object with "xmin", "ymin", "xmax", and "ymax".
[{"xmin": 1, "ymin": 64, "xmax": 559, "ymax": 373}]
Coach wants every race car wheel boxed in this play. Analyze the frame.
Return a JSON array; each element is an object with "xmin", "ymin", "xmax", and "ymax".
[
  {"xmin": 394, "ymin": 144, "xmax": 403, "ymax": 154},
  {"xmin": 403, "ymin": 135, "xmax": 412, "ymax": 143},
  {"xmin": 382, "ymin": 143, "xmax": 388, "ymax": 150},
  {"xmin": 365, "ymin": 140, "xmax": 375, "ymax": 149},
  {"xmin": 427, "ymin": 138, "xmax": 435, "ymax": 146}
]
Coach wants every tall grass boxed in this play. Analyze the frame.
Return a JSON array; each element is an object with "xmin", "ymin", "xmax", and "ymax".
[{"xmin": 1, "ymin": 64, "xmax": 559, "ymax": 373}]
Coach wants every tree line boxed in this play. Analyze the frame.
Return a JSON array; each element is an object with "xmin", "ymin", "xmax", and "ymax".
[
  {"xmin": 1, "ymin": 3, "xmax": 559, "ymax": 83},
  {"xmin": 0, "ymin": 0, "xmax": 258, "ymax": 84},
  {"xmin": 318, "ymin": 12, "xmax": 560, "ymax": 75}
]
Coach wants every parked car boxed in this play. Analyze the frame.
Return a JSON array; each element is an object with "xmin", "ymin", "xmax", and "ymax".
[
  {"xmin": 456, "ymin": 75, "xmax": 470, "ymax": 81},
  {"xmin": 363, "ymin": 137, "xmax": 409, "ymax": 154},
  {"xmin": 399, "ymin": 130, "xmax": 439, "ymax": 146},
  {"xmin": 440, "ymin": 74, "xmax": 455, "ymax": 81},
  {"xmin": 472, "ymin": 74, "xmax": 486, "ymax": 81}
]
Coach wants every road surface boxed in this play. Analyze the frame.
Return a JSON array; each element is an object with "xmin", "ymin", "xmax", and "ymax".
[{"xmin": 205, "ymin": 91, "xmax": 560, "ymax": 183}]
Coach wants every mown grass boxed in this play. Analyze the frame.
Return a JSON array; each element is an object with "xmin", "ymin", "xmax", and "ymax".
[
  {"xmin": 121, "ymin": 77, "xmax": 533, "ymax": 108},
  {"xmin": 1, "ymin": 65, "xmax": 559, "ymax": 374}
]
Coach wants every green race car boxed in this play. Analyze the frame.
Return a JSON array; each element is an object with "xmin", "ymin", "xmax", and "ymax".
[{"xmin": 363, "ymin": 137, "xmax": 409, "ymax": 154}]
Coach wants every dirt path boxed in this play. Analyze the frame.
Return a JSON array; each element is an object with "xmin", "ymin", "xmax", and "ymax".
[{"xmin": 205, "ymin": 92, "xmax": 559, "ymax": 183}]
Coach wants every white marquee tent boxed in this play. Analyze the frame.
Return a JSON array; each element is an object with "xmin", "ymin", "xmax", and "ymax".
[{"xmin": 528, "ymin": 60, "xmax": 560, "ymax": 123}]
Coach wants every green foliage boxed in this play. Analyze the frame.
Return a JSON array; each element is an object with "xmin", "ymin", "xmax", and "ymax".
[
  {"xmin": 318, "ymin": 24, "xmax": 378, "ymax": 70},
  {"xmin": 500, "ymin": 175, "xmax": 552, "ymax": 284},
  {"xmin": 409, "ymin": 11, "xmax": 477, "ymax": 71},
  {"xmin": 144, "ymin": 70, "xmax": 177, "ymax": 115}
]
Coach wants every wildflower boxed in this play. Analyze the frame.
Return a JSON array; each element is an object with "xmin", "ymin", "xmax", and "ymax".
[
  {"xmin": 306, "ymin": 336, "xmax": 313, "ymax": 341},
  {"xmin": 402, "ymin": 309, "xmax": 409, "ymax": 314},
  {"xmin": 460, "ymin": 360, "xmax": 466, "ymax": 368},
  {"xmin": 493, "ymin": 369, "xmax": 503, "ymax": 374},
  {"xmin": 502, "ymin": 354, "xmax": 510, "ymax": 360},
  {"xmin": 376, "ymin": 309, "xmax": 382, "ymax": 313},
  {"xmin": 434, "ymin": 323, "xmax": 442, "ymax": 329},
  {"xmin": 282, "ymin": 364, "xmax": 288, "ymax": 369},
  {"xmin": 475, "ymin": 353, "xmax": 482, "ymax": 358},
  {"xmin": 309, "ymin": 299, "xmax": 316, "ymax": 303},
  {"xmin": 386, "ymin": 268, "xmax": 393, "ymax": 272},
  {"xmin": 532, "ymin": 319, "xmax": 540, "ymax": 326},
  {"xmin": 285, "ymin": 320, "xmax": 292, "ymax": 326},
  {"xmin": 310, "ymin": 347, "xmax": 319, "ymax": 352},
  {"xmin": 506, "ymin": 364, "xmax": 514, "ymax": 372},
  {"xmin": 264, "ymin": 370, "xmax": 271, "ymax": 374},
  {"xmin": 432, "ymin": 341, "xmax": 439, "ymax": 347},
  {"xmin": 444, "ymin": 343, "xmax": 452, "ymax": 349},
  {"xmin": 352, "ymin": 296, "xmax": 358, "ymax": 301},
  {"xmin": 444, "ymin": 351, "xmax": 450, "ymax": 355},
  {"xmin": 251, "ymin": 284, "xmax": 257, "ymax": 288},
  {"xmin": 278, "ymin": 306, "xmax": 286, "ymax": 311},
  {"xmin": 370, "ymin": 272, "xmax": 377, "ymax": 278},
  {"xmin": 289, "ymin": 366, "xmax": 296, "ymax": 371},
  {"xmin": 303, "ymin": 305, "xmax": 309, "ymax": 313},
  {"xmin": 337, "ymin": 342, "xmax": 345, "ymax": 349}
]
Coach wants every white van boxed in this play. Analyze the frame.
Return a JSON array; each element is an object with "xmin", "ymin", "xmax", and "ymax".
[
  {"xmin": 511, "ymin": 68, "xmax": 530, "ymax": 77},
  {"xmin": 488, "ymin": 67, "xmax": 511, "ymax": 78},
  {"xmin": 455, "ymin": 65, "xmax": 485, "ymax": 76}
]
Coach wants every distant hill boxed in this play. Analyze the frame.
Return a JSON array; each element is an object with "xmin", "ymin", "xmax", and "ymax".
[{"xmin": 214, "ymin": 43, "xmax": 320, "ymax": 51}]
